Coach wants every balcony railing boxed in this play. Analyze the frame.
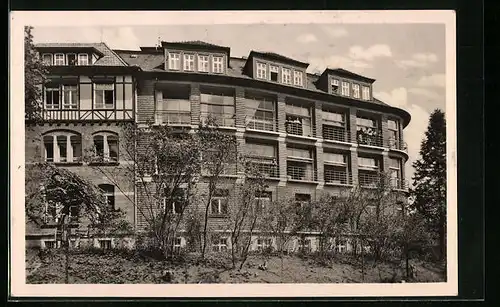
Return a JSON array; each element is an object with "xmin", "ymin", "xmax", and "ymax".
[
  {"xmin": 246, "ymin": 160, "xmax": 280, "ymax": 178},
  {"xmin": 287, "ymin": 164, "xmax": 317, "ymax": 181},
  {"xmin": 285, "ymin": 120, "xmax": 315, "ymax": 138},
  {"xmin": 387, "ymin": 138, "xmax": 408, "ymax": 152},
  {"xmin": 356, "ymin": 128, "xmax": 383, "ymax": 147},
  {"xmin": 200, "ymin": 112, "xmax": 236, "ymax": 127},
  {"xmin": 358, "ymin": 171, "xmax": 381, "ymax": 188},
  {"xmin": 155, "ymin": 111, "xmax": 192, "ymax": 125},
  {"xmin": 390, "ymin": 177, "xmax": 409, "ymax": 190},
  {"xmin": 324, "ymin": 168, "xmax": 352, "ymax": 185},
  {"xmin": 323, "ymin": 125, "xmax": 350, "ymax": 143},
  {"xmin": 246, "ymin": 117, "xmax": 277, "ymax": 132}
]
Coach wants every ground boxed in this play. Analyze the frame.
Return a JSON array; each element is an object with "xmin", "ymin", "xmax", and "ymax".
[{"xmin": 26, "ymin": 248, "xmax": 446, "ymax": 284}]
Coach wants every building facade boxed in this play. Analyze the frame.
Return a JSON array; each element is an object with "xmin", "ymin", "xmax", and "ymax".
[{"xmin": 26, "ymin": 40, "xmax": 411, "ymax": 252}]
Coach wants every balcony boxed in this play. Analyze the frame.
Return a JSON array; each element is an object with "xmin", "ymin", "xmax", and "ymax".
[
  {"xmin": 387, "ymin": 138, "xmax": 408, "ymax": 153},
  {"xmin": 246, "ymin": 117, "xmax": 277, "ymax": 132},
  {"xmin": 200, "ymin": 112, "xmax": 236, "ymax": 127},
  {"xmin": 287, "ymin": 163, "xmax": 317, "ymax": 182},
  {"xmin": 285, "ymin": 119, "xmax": 315, "ymax": 138},
  {"xmin": 323, "ymin": 125, "xmax": 350, "ymax": 143},
  {"xmin": 390, "ymin": 178, "xmax": 409, "ymax": 190},
  {"xmin": 324, "ymin": 167, "xmax": 352, "ymax": 185},
  {"xmin": 155, "ymin": 111, "xmax": 191, "ymax": 126},
  {"xmin": 356, "ymin": 128, "xmax": 383, "ymax": 147},
  {"xmin": 246, "ymin": 159, "xmax": 279, "ymax": 178},
  {"xmin": 358, "ymin": 170, "xmax": 380, "ymax": 188}
]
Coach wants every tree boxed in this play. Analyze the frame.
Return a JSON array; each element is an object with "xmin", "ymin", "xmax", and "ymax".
[
  {"xmin": 24, "ymin": 26, "xmax": 47, "ymax": 121},
  {"xmin": 86, "ymin": 122, "xmax": 202, "ymax": 259},
  {"xmin": 411, "ymin": 109, "xmax": 447, "ymax": 261},
  {"xmin": 25, "ymin": 162, "xmax": 129, "ymax": 283}
]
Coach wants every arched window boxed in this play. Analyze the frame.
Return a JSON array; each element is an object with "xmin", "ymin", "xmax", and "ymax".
[
  {"xmin": 42, "ymin": 131, "xmax": 82, "ymax": 163},
  {"xmin": 93, "ymin": 132, "xmax": 119, "ymax": 162},
  {"xmin": 98, "ymin": 184, "xmax": 115, "ymax": 211}
]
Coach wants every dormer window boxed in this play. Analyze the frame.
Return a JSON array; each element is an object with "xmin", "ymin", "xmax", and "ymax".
[
  {"xmin": 331, "ymin": 79, "xmax": 339, "ymax": 93},
  {"xmin": 183, "ymin": 54, "xmax": 195, "ymax": 71},
  {"xmin": 42, "ymin": 54, "xmax": 53, "ymax": 66},
  {"xmin": 212, "ymin": 56, "xmax": 224, "ymax": 73},
  {"xmin": 168, "ymin": 52, "xmax": 181, "ymax": 70},
  {"xmin": 54, "ymin": 53, "xmax": 65, "ymax": 65},
  {"xmin": 293, "ymin": 70, "xmax": 303, "ymax": 86},
  {"xmin": 269, "ymin": 65, "xmax": 279, "ymax": 81},
  {"xmin": 256, "ymin": 62, "xmax": 267, "ymax": 79},
  {"xmin": 353, "ymin": 84, "xmax": 360, "ymax": 99},
  {"xmin": 67, "ymin": 54, "xmax": 77, "ymax": 66},
  {"xmin": 341, "ymin": 81, "xmax": 350, "ymax": 96},
  {"xmin": 362, "ymin": 86, "xmax": 371, "ymax": 100},
  {"xmin": 78, "ymin": 54, "xmax": 89, "ymax": 65},
  {"xmin": 282, "ymin": 68, "xmax": 292, "ymax": 85},
  {"xmin": 198, "ymin": 55, "xmax": 209, "ymax": 72}
]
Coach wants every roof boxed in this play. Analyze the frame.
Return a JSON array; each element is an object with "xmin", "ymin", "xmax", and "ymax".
[
  {"xmin": 35, "ymin": 42, "xmax": 128, "ymax": 66},
  {"xmin": 161, "ymin": 40, "xmax": 231, "ymax": 54},
  {"xmin": 249, "ymin": 50, "xmax": 309, "ymax": 68},
  {"xmin": 322, "ymin": 68, "xmax": 376, "ymax": 83}
]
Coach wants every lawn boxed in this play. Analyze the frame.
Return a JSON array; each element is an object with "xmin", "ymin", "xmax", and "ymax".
[{"xmin": 26, "ymin": 248, "xmax": 446, "ymax": 284}]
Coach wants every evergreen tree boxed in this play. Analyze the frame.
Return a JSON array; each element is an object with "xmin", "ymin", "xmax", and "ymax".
[
  {"xmin": 25, "ymin": 26, "xmax": 47, "ymax": 121},
  {"xmin": 411, "ymin": 109, "xmax": 447, "ymax": 261}
]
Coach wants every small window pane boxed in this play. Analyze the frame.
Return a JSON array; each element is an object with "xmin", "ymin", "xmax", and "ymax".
[
  {"xmin": 57, "ymin": 135, "xmax": 67, "ymax": 162},
  {"xmin": 44, "ymin": 136, "xmax": 54, "ymax": 162},
  {"xmin": 94, "ymin": 135, "xmax": 104, "ymax": 157}
]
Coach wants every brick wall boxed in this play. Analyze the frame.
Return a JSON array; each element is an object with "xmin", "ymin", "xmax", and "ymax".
[
  {"xmin": 137, "ymin": 80, "xmax": 155, "ymax": 123},
  {"xmin": 190, "ymin": 83, "xmax": 201, "ymax": 125},
  {"xmin": 235, "ymin": 87, "xmax": 246, "ymax": 127}
]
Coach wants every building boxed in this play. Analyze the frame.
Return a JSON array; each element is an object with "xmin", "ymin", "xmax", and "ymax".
[{"xmin": 26, "ymin": 40, "xmax": 411, "ymax": 252}]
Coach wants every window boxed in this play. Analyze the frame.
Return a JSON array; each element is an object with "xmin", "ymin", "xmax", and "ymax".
[
  {"xmin": 362, "ymin": 86, "xmax": 371, "ymax": 100},
  {"xmin": 93, "ymin": 132, "xmax": 119, "ymax": 162},
  {"xmin": 94, "ymin": 83, "xmax": 114, "ymax": 109},
  {"xmin": 42, "ymin": 54, "xmax": 53, "ymax": 65},
  {"xmin": 163, "ymin": 188, "xmax": 186, "ymax": 214},
  {"xmin": 200, "ymin": 88, "xmax": 236, "ymax": 127},
  {"xmin": 173, "ymin": 237, "xmax": 182, "ymax": 253},
  {"xmin": 389, "ymin": 158, "xmax": 402, "ymax": 188},
  {"xmin": 210, "ymin": 189, "xmax": 229, "ymax": 216},
  {"xmin": 157, "ymin": 87, "xmax": 192, "ymax": 125},
  {"xmin": 352, "ymin": 84, "xmax": 360, "ymax": 99},
  {"xmin": 78, "ymin": 53, "xmax": 89, "ymax": 65},
  {"xmin": 212, "ymin": 56, "xmax": 224, "ymax": 73},
  {"xmin": 286, "ymin": 103, "xmax": 312, "ymax": 137},
  {"xmin": 288, "ymin": 160, "xmax": 314, "ymax": 181},
  {"xmin": 298, "ymin": 237, "xmax": 312, "ymax": 253},
  {"xmin": 54, "ymin": 53, "xmax": 65, "ymax": 65},
  {"xmin": 67, "ymin": 53, "xmax": 77, "ymax": 66},
  {"xmin": 331, "ymin": 79, "xmax": 339, "ymax": 93},
  {"xmin": 44, "ymin": 85, "xmax": 60, "ymax": 109},
  {"xmin": 245, "ymin": 95, "xmax": 276, "ymax": 131},
  {"xmin": 293, "ymin": 70, "xmax": 303, "ymax": 86},
  {"xmin": 356, "ymin": 117, "xmax": 378, "ymax": 128},
  {"xmin": 69, "ymin": 205, "xmax": 79, "ymax": 223},
  {"xmin": 322, "ymin": 110, "xmax": 347, "ymax": 142},
  {"xmin": 254, "ymin": 191, "xmax": 272, "ymax": 214},
  {"xmin": 358, "ymin": 157, "xmax": 378, "ymax": 169},
  {"xmin": 257, "ymin": 238, "xmax": 273, "ymax": 251},
  {"xmin": 62, "ymin": 85, "xmax": 78, "ymax": 109},
  {"xmin": 183, "ymin": 54, "xmax": 195, "ymax": 71},
  {"xmin": 212, "ymin": 237, "xmax": 228, "ymax": 252},
  {"xmin": 269, "ymin": 65, "xmax": 279, "ymax": 81},
  {"xmin": 358, "ymin": 156, "xmax": 380, "ymax": 187},
  {"xmin": 287, "ymin": 147, "xmax": 312, "ymax": 159},
  {"xmin": 44, "ymin": 241, "xmax": 58, "ymax": 249},
  {"xmin": 256, "ymin": 62, "xmax": 267, "ymax": 79},
  {"xmin": 282, "ymin": 68, "xmax": 292, "ymax": 84},
  {"xmin": 168, "ymin": 52, "xmax": 180, "ymax": 70},
  {"xmin": 388, "ymin": 119, "xmax": 400, "ymax": 147},
  {"xmin": 324, "ymin": 152, "xmax": 346, "ymax": 164},
  {"xmin": 335, "ymin": 238, "xmax": 347, "ymax": 253},
  {"xmin": 43, "ymin": 132, "xmax": 82, "ymax": 163},
  {"xmin": 198, "ymin": 55, "xmax": 209, "ymax": 72},
  {"xmin": 99, "ymin": 239, "xmax": 112, "ymax": 250},
  {"xmin": 99, "ymin": 184, "xmax": 115, "ymax": 211},
  {"xmin": 245, "ymin": 143, "xmax": 278, "ymax": 177},
  {"xmin": 341, "ymin": 81, "xmax": 350, "ymax": 96},
  {"xmin": 324, "ymin": 152, "xmax": 349, "ymax": 185}
]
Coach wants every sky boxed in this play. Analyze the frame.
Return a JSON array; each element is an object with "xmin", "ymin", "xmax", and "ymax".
[{"xmin": 32, "ymin": 23, "xmax": 446, "ymax": 183}]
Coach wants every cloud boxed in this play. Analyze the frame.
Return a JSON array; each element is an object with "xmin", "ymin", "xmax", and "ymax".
[
  {"xmin": 308, "ymin": 55, "xmax": 372, "ymax": 74},
  {"xmin": 397, "ymin": 52, "xmax": 438, "ymax": 68},
  {"xmin": 349, "ymin": 44, "xmax": 393, "ymax": 61},
  {"xmin": 417, "ymin": 73, "xmax": 446, "ymax": 88},
  {"xmin": 322, "ymin": 27, "xmax": 348, "ymax": 38},
  {"xmin": 374, "ymin": 87, "xmax": 408, "ymax": 109},
  {"xmin": 296, "ymin": 33, "xmax": 318, "ymax": 44},
  {"xmin": 79, "ymin": 27, "xmax": 141, "ymax": 50},
  {"xmin": 408, "ymin": 87, "xmax": 441, "ymax": 100}
]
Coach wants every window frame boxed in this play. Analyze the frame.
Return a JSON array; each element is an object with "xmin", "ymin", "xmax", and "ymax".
[
  {"xmin": 352, "ymin": 83, "xmax": 361, "ymax": 99},
  {"xmin": 62, "ymin": 84, "xmax": 79, "ymax": 109},
  {"xmin": 362, "ymin": 86, "xmax": 371, "ymax": 100},
  {"xmin": 168, "ymin": 52, "xmax": 181, "ymax": 70},
  {"xmin": 98, "ymin": 184, "xmax": 116, "ymax": 211},
  {"xmin": 42, "ymin": 53, "xmax": 53, "ymax": 66},
  {"xmin": 66, "ymin": 53, "xmax": 77, "ymax": 66},
  {"xmin": 43, "ymin": 131, "xmax": 82, "ymax": 164},
  {"xmin": 92, "ymin": 132, "xmax": 119, "ymax": 163},
  {"xmin": 256, "ymin": 62, "xmax": 267, "ymax": 80},
  {"xmin": 212, "ymin": 55, "xmax": 224, "ymax": 74},
  {"xmin": 212, "ymin": 237, "xmax": 228, "ymax": 252},
  {"xmin": 183, "ymin": 53, "xmax": 195, "ymax": 71},
  {"xmin": 44, "ymin": 84, "xmax": 61, "ymax": 110},
  {"xmin": 269, "ymin": 65, "xmax": 279, "ymax": 82},
  {"xmin": 281, "ymin": 67, "xmax": 292, "ymax": 85},
  {"xmin": 341, "ymin": 81, "xmax": 350, "ymax": 96},
  {"xmin": 293, "ymin": 70, "xmax": 303, "ymax": 86},
  {"xmin": 94, "ymin": 83, "xmax": 115, "ymax": 109},
  {"xmin": 210, "ymin": 190, "xmax": 229, "ymax": 216},
  {"xmin": 198, "ymin": 54, "xmax": 210, "ymax": 73},
  {"xmin": 54, "ymin": 53, "xmax": 65, "ymax": 65},
  {"xmin": 77, "ymin": 53, "xmax": 89, "ymax": 65}
]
